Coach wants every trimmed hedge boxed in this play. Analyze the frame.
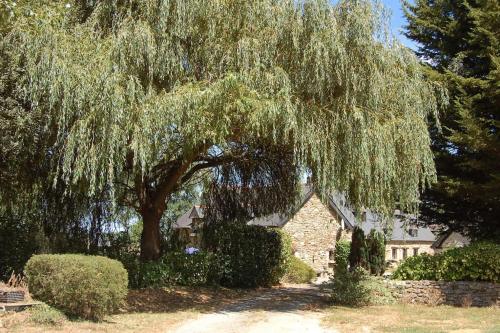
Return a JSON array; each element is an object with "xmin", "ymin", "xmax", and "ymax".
[
  {"xmin": 205, "ymin": 222, "xmax": 291, "ymax": 287},
  {"xmin": 393, "ymin": 242, "xmax": 500, "ymax": 283},
  {"xmin": 282, "ymin": 255, "xmax": 316, "ymax": 283},
  {"xmin": 126, "ymin": 250, "xmax": 217, "ymax": 288},
  {"xmin": 25, "ymin": 254, "xmax": 128, "ymax": 321}
]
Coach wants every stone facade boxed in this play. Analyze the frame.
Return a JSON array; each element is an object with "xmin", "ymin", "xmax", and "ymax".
[
  {"xmin": 283, "ymin": 194, "xmax": 343, "ymax": 275},
  {"xmin": 385, "ymin": 280, "xmax": 500, "ymax": 307},
  {"xmin": 386, "ymin": 241, "xmax": 435, "ymax": 262}
]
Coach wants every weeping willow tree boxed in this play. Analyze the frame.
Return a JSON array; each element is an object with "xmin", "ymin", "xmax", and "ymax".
[{"xmin": 1, "ymin": 0, "xmax": 444, "ymax": 260}]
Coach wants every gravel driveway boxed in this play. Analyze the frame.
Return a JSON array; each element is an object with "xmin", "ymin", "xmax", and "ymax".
[{"xmin": 172, "ymin": 284, "xmax": 338, "ymax": 333}]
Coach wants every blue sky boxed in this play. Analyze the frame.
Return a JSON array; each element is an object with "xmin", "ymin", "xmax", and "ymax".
[{"xmin": 382, "ymin": 0, "xmax": 417, "ymax": 50}]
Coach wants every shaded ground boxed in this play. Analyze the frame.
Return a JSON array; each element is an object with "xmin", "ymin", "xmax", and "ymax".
[
  {"xmin": 171, "ymin": 284, "xmax": 335, "ymax": 333},
  {"xmin": 1, "ymin": 284, "xmax": 499, "ymax": 333}
]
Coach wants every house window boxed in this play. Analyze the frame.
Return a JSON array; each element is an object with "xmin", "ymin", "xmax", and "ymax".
[
  {"xmin": 402, "ymin": 248, "xmax": 408, "ymax": 259},
  {"xmin": 392, "ymin": 248, "xmax": 398, "ymax": 260},
  {"xmin": 408, "ymin": 228, "xmax": 418, "ymax": 237},
  {"xmin": 413, "ymin": 248, "xmax": 419, "ymax": 256},
  {"xmin": 329, "ymin": 250, "xmax": 335, "ymax": 261}
]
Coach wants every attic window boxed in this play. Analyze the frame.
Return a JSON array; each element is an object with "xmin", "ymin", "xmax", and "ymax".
[{"xmin": 408, "ymin": 228, "xmax": 418, "ymax": 237}]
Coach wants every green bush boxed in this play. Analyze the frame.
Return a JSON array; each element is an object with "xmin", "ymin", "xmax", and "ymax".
[
  {"xmin": 393, "ymin": 242, "xmax": 500, "ymax": 283},
  {"xmin": 125, "ymin": 250, "xmax": 217, "ymax": 288},
  {"xmin": 330, "ymin": 267, "xmax": 394, "ymax": 307},
  {"xmin": 205, "ymin": 222, "xmax": 291, "ymax": 287},
  {"xmin": 282, "ymin": 256, "xmax": 316, "ymax": 283},
  {"xmin": 437, "ymin": 242, "xmax": 500, "ymax": 282},
  {"xmin": 28, "ymin": 303, "xmax": 66, "ymax": 326},
  {"xmin": 392, "ymin": 253, "xmax": 437, "ymax": 280},
  {"xmin": 25, "ymin": 254, "xmax": 128, "ymax": 321},
  {"xmin": 334, "ymin": 240, "xmax": 351, "ymax": 275},
  {"xmin": 165, "ymin": 251, "xmax": 218, "ymax": 286}
]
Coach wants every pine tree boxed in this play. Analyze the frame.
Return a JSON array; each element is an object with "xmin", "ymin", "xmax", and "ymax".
[
  {"xmin": 349, "ymin": 227, "xmax": 369, "ymax": 271},
  {"xmin": 404, "ymin": 0, "xmax": 500, "ymax": 240},
  {"xmin": 367, "ymin": 229, "xmax": 385, "ymax": 276}
]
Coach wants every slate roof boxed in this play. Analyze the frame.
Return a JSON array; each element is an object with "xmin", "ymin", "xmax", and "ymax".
[
  {"xmin": 173, "ymin": 205, "xmax": 204, "ymax": 229},
  {"xmin": 431, "ymin": 231, "xmax": 471, "ymax": 249},
  {"xmin": 328, "ymin": 193, "xmax": 436, "ymax": 242},
  {"xmin": 175, "ymin": 186, "xmax": 438, "ymax": 243}
]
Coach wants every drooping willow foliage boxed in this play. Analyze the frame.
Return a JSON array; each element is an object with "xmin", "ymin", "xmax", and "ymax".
[{"xmin": 2, "ymin": 0, "xmax": 444, "ymax": 226}]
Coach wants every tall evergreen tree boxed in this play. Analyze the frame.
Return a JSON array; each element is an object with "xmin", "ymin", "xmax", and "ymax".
[
  {"xmin": 404, "ymin": 0, "xmax": 500, "ymax": 240},
  {"xmin": 2, "ymin": 0, "xmax": 443, "ymax": 260},
  {"xmin": 349, "ymin": 227, "xmax": 369, "ymax": 271},
  {"xmin": 366, "ymin": 229, "xmax": 385, "ymax": 275}
]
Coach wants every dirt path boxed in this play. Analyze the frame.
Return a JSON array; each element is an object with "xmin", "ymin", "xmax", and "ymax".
[{"xmin": 171, "ymin": 284, "xmax": 338, "ymax": 333}]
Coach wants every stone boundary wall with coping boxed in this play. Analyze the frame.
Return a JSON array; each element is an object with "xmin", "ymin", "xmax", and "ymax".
[{"xmin": 385, "ymin": 280, "xmax": 499, "ymax": 307}]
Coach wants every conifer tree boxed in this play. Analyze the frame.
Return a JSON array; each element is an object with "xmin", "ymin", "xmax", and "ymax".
[
  {"xmin": 349, "ymin": 227, "xmax": 369, "ymax": 271},
  {"xmin": 404, "ymin": 0, "xmax": 500, "ymax": 240},
  {"xmin": 367, "ymin": 229, "xmax": 385, "ymax": 275}
]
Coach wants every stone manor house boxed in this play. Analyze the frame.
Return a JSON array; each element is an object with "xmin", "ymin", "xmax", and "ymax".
[{"xmin": 174, "ymin": 187, "xmax": 469, "ymax": 276}]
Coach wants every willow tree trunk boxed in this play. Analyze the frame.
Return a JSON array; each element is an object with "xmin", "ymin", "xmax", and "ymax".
[{"xmin": 140, "ymin": 208, "xmax": 163, "ymax": 261}]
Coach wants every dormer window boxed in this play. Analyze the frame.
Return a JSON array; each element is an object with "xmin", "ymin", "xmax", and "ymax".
[{"xmin": 408, "ymin": 228, "xmax": 418, "ymax": 237}]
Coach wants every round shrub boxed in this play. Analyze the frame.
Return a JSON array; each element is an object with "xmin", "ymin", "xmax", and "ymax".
[
  {"xmin": 25, "ymin": 254, "xmax": 128, "ymax": 321},
  {"xmin": 282, "ymin": 256, "xmax": 316, "ymax": 283}
]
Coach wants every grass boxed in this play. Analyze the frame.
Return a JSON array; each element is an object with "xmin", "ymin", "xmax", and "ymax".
[{"xmin": 322, "ymin": 304, "xmax": 500, "ymax": 333}]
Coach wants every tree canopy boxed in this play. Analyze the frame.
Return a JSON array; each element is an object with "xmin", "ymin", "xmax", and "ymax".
[
  {"xmin": 1, "ymin": 0, "xmax": 443, "ymax": 259},
  {"xmin": 404, "ymin": 0, "xmax": 499, "ymax": 240}
]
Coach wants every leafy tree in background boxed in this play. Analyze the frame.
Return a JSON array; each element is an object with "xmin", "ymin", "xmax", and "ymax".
[
  {"xmin": 404, "ymin": 0, "xmax": 500, "ymax": 240},
  {"xmin": 2, "ymin": 0, "xmax": 443, "ymax": 260},
  {"xmin": 349, "ymin": 227, "xmax": 369, "ymax": 271}
]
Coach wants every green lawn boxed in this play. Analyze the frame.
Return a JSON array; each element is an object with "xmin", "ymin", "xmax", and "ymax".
[{"xmin": 322, "ymin": 304, "xmax": 500, "ymax": 333}]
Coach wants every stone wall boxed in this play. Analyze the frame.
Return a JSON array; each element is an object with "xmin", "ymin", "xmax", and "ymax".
[
  {"xmin": 385, "ymin": 280, "xmax": 500, "ymax": 307},
  {"xmin": 283, "ymin": 194, "xmax": 340, "ymax": 275}
]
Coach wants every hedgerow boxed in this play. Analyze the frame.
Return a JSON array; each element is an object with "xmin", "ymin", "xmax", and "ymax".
[{"xmin": 393, "ymin": 242, "xmax": 500, "ymax": 282}]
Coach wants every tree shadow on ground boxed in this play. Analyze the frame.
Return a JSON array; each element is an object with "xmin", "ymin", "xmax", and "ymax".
[{"xmin": 123, "ymin": 284, "xmax": 331, "ymax": 314}]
